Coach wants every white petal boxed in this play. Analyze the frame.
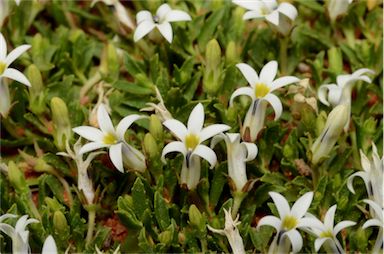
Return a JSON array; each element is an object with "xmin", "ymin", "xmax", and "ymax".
[
  {"xmin": 363, "ymin": 199, "xmax": 383, "ymax": 221},
  {"xmin": 0, "ymin": 33, "xmax": 6, "ymax": 60},
  {"xmin": 362, "ymin": 219, "xmax": 382, "ymax": 229},
  {"xmin": 114, "ymin": 2, "xmax": 135, "ymax": 29},
  {"xmin": 291, "ymin": 192, "xmax": 313, "ymax": 218},
  {"xmin": 297, "ymin": 217, "xmax": 324, "ymax": 229},
  {"xmin": 210, "ymin": 133, "xmax": 226, "ymax": 149},
  {"xmin": 236, "ymin": 63, "xmax": 259, "ymax": 87},
  {"xmin": 232, "ymin": 0, "xmax": 263, "ymax": 11},
  {"xmin": 199, "ymin": 124, "xmax": 231, "ymax": 143},
  {"xmin": 136, "ymin": 10, "xmax": 153, "ymax": 24},
  {"xmin": 347, "ymin": 171, "xmax": 368, "ymax": 194},
  {"xmin": 284, "ymin": 229, "xmax": 303, "ymax": 253},
  {"xmin": 0, "ymin": 224, "xmax": 15, "ymax": 238},
  {"xmin": 165, "ymin": 10, "xmax": 191, "ymax": 22},
  {"xmin": 229, "ymin": 87, "xmax": 254, "ymax": 106},
  {"xmin": 207, "ymin": 225, "xmax": 225, "ymax": 236},
  {"xmin": 270, "ymin": 76, "xmax": 300, "ymax": 92},
  {"xmin": 163, "ymin": 119, "xmax": 188, "ymax": 140},
  {"xmin": 192, "ymin": 144, "xmax": 217, "ymax": 168},
  {"xmin": 79, "ymin": 142, "xmax": 108, "ymax": 154},
  {"xmin": 333, "ymin": 221, "xmax": 356, "ymax": 236},
  {"xmin": 269, "ymin": 192, "xmax": 290, "ymax": 218},
  {"xmin": 97, "ymin": 104, "xmax": 115, "ymax": 134},
  {"xmin": 324, "ymin": 205, "xmax": 337, "ymax": 230},
  {"xmin": 318, "ymin": 84, "xmax": 338, "ymax": 106},
  {"xmin": 2, "ymin": 68, "xmax": 31, "ymax": 87},
  {"xmin": 109, "ymin": 143, "xmax": 124, "ymax": 173},
  {"xmin": 314, "ymin": 238, "xmax": 329, "ymax": 252},
  {"xmin": 73, "ymin": 126, "xmax": 104, "ymax": 142},
  {"xmin": 265, "ymin": 11, "xmax": 279, "ymax": 26},
  {"xmin": 156, "ymin": 3, "xmax": 171, "ymax": 19},
  {"xmin": 242, "ymin": 142, "xmax": 258, "ymax": 161},
  {"xmin": 243, "ymin": 10, "xmax": 263, "ymax": 20},
  {"xmin": 188, "ymin": 103, "xmax": 205, "ymax": 134},
  {"xmin": 157, "ymin": 22, "xmax": 173, "ymax": 43},
  {"xmin": 0, "ymin": 213, "xmax": 17, "ymax": 222},
  {"xmin": 263, "ymin": 93, "xmax": 282, "ymax": 120},
  {"xmin": 134, "ymin": 20, "xmax": 155, "ymax": 42},
  {"xmin": 5, "ymin": 45, "xmax": 31, "ymax": 66},
  {"xmin": 161, "ymin": 141, "xmax": 187, "ymax": 163},
  {"xmin": 42, "ymin": 235, "xmax": 58, "ymax": 254},
  {"xmin": 256, "ymin": 215, "xmax": 281, "ymax": 231},
  {"xmin": 116, "ymin": 114, "xmax": 144, "ymax": 140},
  {"xmin": 259, "ymin": 60, "xmax": 278, "ymax": 85},
  {"xmin": 277, "ymin": 3, "xmax": 298, "ymax": 21},
  {"xmin": 353, "ymin": 68, "xmax": 375, "ymax": 77}
]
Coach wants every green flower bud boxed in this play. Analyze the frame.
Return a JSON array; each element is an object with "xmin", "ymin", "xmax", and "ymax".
[
  {"xmin": 50, "ymin": 97, "xmax": 72, "ymax": 151},
  {"xmin": 149, "ymin": 114, "xmax": 163, "ymax": 140},
  {"xmin": 225, "ymin": 41, "xmax": 237, "ymax": 65},
  {"xmin": 8, "ymin": 161, "xmax": 28, "ymax": 193},
  {"xmin": 188, "ymin": 205, "xmax": 205, "ymax": 232},
  {"xmin": 53, "ymin": 211, "xmax": 70, "ymax": 239},
  {"xmin": 34, "ymin": 158, "xmax": 55, "ymax": 174},
  {"xmin": 311, "ymin": 105, "xmax": 348, "ymax": 164},
  {"xmin": 100, "ymin": 43, "xmax": 119, "ymax": 80},
  {"xmin": 144, "ymin": 133, "xmax": 159, "ymax": 159},
  {"xmin": 158, "ymin": 230, "xmax": 173, "ymax": 245},
  {"xmin": 203, "ymin": 39, "xmax": 222, "ymax": 95},
  {"xmin": 327, "ymin": 47, "xmax": 343, "ymax": 74},
  {"xmin": 26, "ymin": 65, "xmax": 46, "ymax": 114}
]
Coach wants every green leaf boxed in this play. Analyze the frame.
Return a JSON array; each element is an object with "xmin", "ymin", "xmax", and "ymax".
[
  {"xmin": 132, "ymin": 178, "xmax": 152, "ymax": 219},
  {"xmin": 198, "ymin": 8, "xmax": 226, "ymax": 50}
]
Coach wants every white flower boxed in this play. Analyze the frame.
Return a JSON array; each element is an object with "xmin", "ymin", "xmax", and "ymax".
[
  {"xmin": 57, "ymin": 138, "xmax": 104, "ymax": 204},
  {"xmin": 134, "ymin": 3, "xmax": 191, "ymax": 43},
  {"xmin": 211, "ymin": 133, "xmax": 258, "ymax": 192},
  {"xmin": 230, "ymin": 61, "xmax": 299, "ymax": 141},
  {"xmin": 257, "ymin": 192, "xmax": 320, "ymax": 253},
  {"xmin": 232, "ymin": 0, "xmax": 298, "ymax": 35},
  {"xmin": 207, "ymin": 208, "xmax": 246, "ymax": 254},
  {"xmin": 0, "ymin": 214, "xmax": 39, "ymax": 254},
  {"xmin": 91, "ymin": 0, "xmax": 135, "ymax": 29},
  {"xmin": 348, "ymin": 142, "xmax": 383, "ymax": 209},
  {"xmin": 328, "ymin": 0, "xmax": 353, "ymax": 22},
  {"xmin": 318, "ymin": 68, "xmax": 374, "ymax": 131},
  {"xmin": 42, "ymin": 235, "xmax": 58, "ymax": 254},
  {"xmin": 161, "ymin": 103, "xmax": 230, "ymax": 190},
  {"xmin": 307, "ymin": 205, "xmax": 356, "ymax": 253},
  {"xmin": 310, "ymin": 104, "xmax": 348, "ymax": 165},
  {"xmin": 0, "ymin": 32, "xmax": 31, "ymax": 87},
  {"xmin": 362, "ymin": 199, "xmax": 383, "ymax": 254},
  {"xmin": 73, "ymin": 104, "xmax": 146, "ymax": 173}
]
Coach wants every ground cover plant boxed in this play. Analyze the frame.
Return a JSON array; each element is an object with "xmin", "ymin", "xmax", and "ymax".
[{"xmin": 0, "ymin": 0, "xmax": 382, "ymax": 253}]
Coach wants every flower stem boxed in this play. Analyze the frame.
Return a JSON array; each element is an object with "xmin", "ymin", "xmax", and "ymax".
[
  {"xmin": 200, "ymin": 238, "xmax": 208, "ymax": 253},
  {"xmin": 349, "ymin": 125, "xmax": 361, "ymax": 170},
  {"xmin": 231, "ymin": 192, "xmax": 247, "ymax": 219},
  {"xmin": 279, "ymin": 36, "xmax": 289, "ymax": 75},
  {"xmin": 85, "ymin": 207, "xmax": 96, "ymax": 246},
  {"xmin": 79, "ymin": 72, "xmax": 102, "ymax": 101},
  {"xmin": 311, "ymin": 163, "xmax": 320, "ymax": 189}
]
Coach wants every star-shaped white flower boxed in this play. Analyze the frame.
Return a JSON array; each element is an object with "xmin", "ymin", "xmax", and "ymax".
[
  {"xmin": 232, "ymin": 0, "xmax": 297, "ymax": 35},
  {"xmin": 161, "ymin": 103, "xmax": 230, "ymax": 189},
  {"xmin": 318, "ymin": 68, "xmax": 374, "ymax": 131},
  {"xmin": 362, "ymin": 199, "xmax": 383, "ymax": 254},
  {"xmin": 73, "ymin": 104, "xmax": 146, "ymax": 173},
  {"xmin": 257, "ymin": 192, "xmax": 320, "ymax": 253},
  {"xmin": 134, "ymin": 3, "xmax": 191, "ymax": 43},
  {"xmin": 207, "ymin": 208, "xmax": 246, "ymax": 254},
  {"xmin": 42, "ymin": 235, "xmax": 58, "ymax": 254},
  {"xmin": 0, "ymin": 32, "xmax": 31, "ymax": 87},
  {"xmin": 230, "ymin": 61, "xmax": 299, "ymax": 141},
  {"xmin": 307, "ymin": 205, "xmax": 356, "ymax": 253},
  {"xmin": 348, "ymin": 142, "xmax": 383, "ymax": 209},
  {"xmin": 211, "ymin": 133, "xmax": 257, "ymax": 192},
  {"xmin": 0, "ymin": 214, "xmax": 39, "ymax": 254}
]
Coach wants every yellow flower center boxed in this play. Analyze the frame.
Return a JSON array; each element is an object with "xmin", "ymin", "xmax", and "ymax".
[
  {"xmin": 103, "ymin": 132, "xmax": 118, "ymax": 145},
  {"xmin": 320, "ymin": 230, "xmax": 333, "ymax": 238},
  {"xmin": 185, "ymin": 134, "xmax": 200, "ymax": 150},
  {"xmin": 282, "ymin": 215, "xmax": 298, "ymax": 230},
  {"xmin": 254, "ymin": 83, "xmax": 270, "ymax": 98},
  {"xmin": 0, "ymin": 62, "xmax": 6, "ymax": 75}
]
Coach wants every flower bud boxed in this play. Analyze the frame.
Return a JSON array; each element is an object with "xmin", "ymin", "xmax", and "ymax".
[
  {"xmin": 50, "ymin": 97, "xmax": 72, "ymax": 151},
  {"xmin": 158, "ymin": 230, "xmax": 173, "ymax": 245},
  {"xmin": 367, "ymin": 0, "xmax": 379, "ymax": 10},
  {"xmin": 149, "ymin": 114, "xmax": 163, "ymax": 140},
  {"xmin": 100, "ymin": 43, "xmax": 119, "ymax": 80},
  {"xmin": 144, "ymin": 133, "xmax": 159, "ymax": 159},
  {"xmin": 327, "ymin": 47, "xmax": 343, "ymax": 74},
  {"xmin": 311, "ymin": 105, "xmax": 348, "ymax": 164},
  {"xmin": 45, "ymin": 197, "xmax": 63, "ymax": 211},
  {"xmin": 328, "ymin": 0, "xmax": 351, "ymax": 22},
  {"xmin": 8, "ymin": 161, "xmax": 28, "ymax": 193},
  {"xmin": 225, "ymin": 41, "xmax": 238, "ymax": 65},
  {"xmin": 203, "ymin": 39, "xmax": 222, "ymax": 95},
  {"xmin": 53, "ymin": 211, "xmax": 70, "ymax": 239},
  {"xmin": 26, "ymin": 64, "xmax": 46, "ymax": 115},
  {"xmin": 188, "ymin": 205, "xmax": 205, "ymax": 232}
]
